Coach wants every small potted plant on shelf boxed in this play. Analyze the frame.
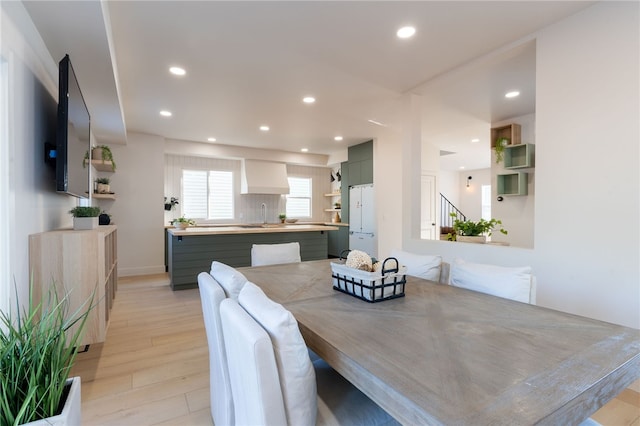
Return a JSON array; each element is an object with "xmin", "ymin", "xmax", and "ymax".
[
  {"xmin": 164, "ymin": 197, "xmax": 179, "ymax": 211},
  {"xmin": 83, "ymin": 145, "xmax": 116, "ymax": 171},
  {"xmin": 95, "ymin": 177, "xmax": 110, "ymax": 194},
  {"xmin": 447, "ymin": 212, "xmax": 507, "ymax": 243},
  {"xmin": 334, "ymin": 202, "xmax": 341, "ymax": 209},
  {"xmin": 0, "ymin": 282, "xmax": 93, "ymax": 425},
  {"xmin": 494, "ymin": 137, "xmax": 510, "ymax": 164},
  {"xmin": 278, "ymin": 213, "xmax": 287, "ymax": 223},
  {"xmin": 69, "ymin": 206, "xmax": 101, "ymax": 230},
  {"xmin": 171, "ymin": 216, "xmax": 196, "ymax": 230}
]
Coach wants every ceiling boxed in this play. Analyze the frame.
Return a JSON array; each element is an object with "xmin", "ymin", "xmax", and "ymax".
[{"xmin": 23, "ymin": 1, "xmax": 594, "ymax": 166}]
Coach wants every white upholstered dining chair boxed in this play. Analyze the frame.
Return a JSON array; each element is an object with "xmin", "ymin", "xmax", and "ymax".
[
  {"xmin": 250, "ymin": 241, "xmax": 301, "ymax": 266},
  {"xmin": 209, "ymin": 260, "xmax": 248, "ymax": 300},
  {"xmin": 449, "ymin": 258, "xmax": 536, "ymax": 304},
  {"xmin": 197, "ymin": 272, "xmax": 235, "ymax": 426},
  {"xmin": 221, "ymin": 281, "xmax": 399, "ymax": 426}
]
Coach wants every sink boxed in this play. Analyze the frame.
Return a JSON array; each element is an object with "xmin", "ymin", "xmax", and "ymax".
[{"xmin": 240, "ymin": 223, "xmax": 286, "ymax": 228}]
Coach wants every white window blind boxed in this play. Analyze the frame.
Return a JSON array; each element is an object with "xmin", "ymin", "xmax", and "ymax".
[
  {"xmin": 286, "ymin": 177, "xmax": 312, "ymax": 218},
  {"xmin": 183, "ymin": 169, "xmax": 234, "ymax": 219}
]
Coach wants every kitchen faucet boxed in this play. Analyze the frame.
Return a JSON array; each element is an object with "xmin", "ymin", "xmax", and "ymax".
[{"xmin": 261, "ymin": 203, "xmax": 267, "ymax": 224}]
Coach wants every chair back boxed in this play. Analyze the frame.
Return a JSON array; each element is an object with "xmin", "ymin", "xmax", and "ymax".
[
  {"xmin": 197, "ymin": 272, "xmax": 234, "ymax": 425},
  {"xmin": 449, "ymin": 258, "xmax": 534, "ymax": 304},
  {"xmin": 251, "ymin": 242, "xmax": 301, "ymax": 266},
  {"xmin": 219, "ymin": 298, "xmax": 287, "ymax": 425}
]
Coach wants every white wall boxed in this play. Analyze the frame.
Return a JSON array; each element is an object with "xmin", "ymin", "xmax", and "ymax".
[
  {"xmin": 1, "ymin": 2, "xmax": 78, "ymax": 311},
  {"xmin": 384, "ymin": 2, "xmax": 639, "ymax": 329},
  {"xmin": 458, "ymin": 168, "xmax": 490, "ymax": 221},
  {"xmin": 533, "ymin": 2, "xmax": 638, "ymax": 327},
  {"xmin": 106, "ymin": 132, "xmax": 165, "ymax": 276}
]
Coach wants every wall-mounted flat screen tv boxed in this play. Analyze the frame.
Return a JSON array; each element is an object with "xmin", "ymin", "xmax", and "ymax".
[{"xmin": 56, "ymin": 54, "xmax": 90, "ymax": 198}]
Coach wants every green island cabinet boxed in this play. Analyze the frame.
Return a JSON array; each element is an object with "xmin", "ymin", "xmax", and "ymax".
[{"xmin": 168, "ymin": 230, "xmax": 330, "ymax": 290}]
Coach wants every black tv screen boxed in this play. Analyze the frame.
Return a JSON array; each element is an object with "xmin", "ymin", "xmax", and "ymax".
[{"xmin": 56, "ymin": 54, "xmax": 90, "ymax": 198}]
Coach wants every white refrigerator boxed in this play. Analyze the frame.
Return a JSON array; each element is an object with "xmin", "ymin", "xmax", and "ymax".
[{"xmin": 349, "ymin": 184, "xmax": 377, "ymax": 258}]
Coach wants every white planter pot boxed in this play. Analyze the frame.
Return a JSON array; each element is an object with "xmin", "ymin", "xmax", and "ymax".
[
  {"xmin": 73, "ymin": 217, "xmax": 98, "ymax": 230},
  {"xmin": 23, "ymin": 377, "xmax": 81, "ymax": 426},
  {"xmin": 456, "ymin": 235, "xmax": 486, "ymax": 244}
]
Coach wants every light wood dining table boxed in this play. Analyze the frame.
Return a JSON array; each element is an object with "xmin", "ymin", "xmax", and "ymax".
[{"xmin": 240, "ymin": 259, "xmax": 640, "ymax": 426}]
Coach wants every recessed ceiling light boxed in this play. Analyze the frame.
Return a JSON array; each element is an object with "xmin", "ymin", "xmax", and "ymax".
[
  {"xmin": 397, "ymin": 26, "xmax": 416, "ymax": 39},
  {"xmin": 160, "ymin": 110, "xmax": 172, "ymax": 117},
  {"xmin": 505, "ymin": 91, "xmax": 520, "ymax": 98},
  {"xmin": 260, "ymin": 125, "xmax": 270, "ymax": 131},
  {"xmin": 334, "ymin": 136, "xmax": 343, "ymax": 141},
  {"xmin": 169, "ymin": 66, "xmax": 186, "ymax": 76},
  {"xmin": 302, "ymin": 96, "xmax": 316, "ymax": 104},
  {"xmin": 301, "ymin": 148, "xmax": 309, "ymax": 153},
  {"xmin": 207, "ymin": 137, "xmax": 217, "ymax": 142},
  {"xmin": 471, "ymin": 138, "xmax": 480, "ymax": 143},
  {"xmin": 459, "ymin": 166, "xmax": 465, "ymax": 170}
]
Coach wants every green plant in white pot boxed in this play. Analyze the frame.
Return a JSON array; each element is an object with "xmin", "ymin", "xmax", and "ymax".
[
  {"xmin": 69, "ymin": 206, "xmax": 101, "ymax": 230},
  {"xmin": 171, "ymin": 216, "xmax": 196, "ymax": 230},
  {"xmin": 0, "ymin": 283, "xmax": 93, "ymax": 425},
  {"xmin": 447, "ymin": 212, "xmax": 508, "ymax": 243}
]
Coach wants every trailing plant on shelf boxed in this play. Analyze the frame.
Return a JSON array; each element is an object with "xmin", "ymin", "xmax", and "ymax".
[
  {"xmin": 0, "ymin": 281, "xmax": 94, "ymax": 424},
  {"xmin": 494, "ymin": 137, "xmax": 509, "ymax": 164},
  {"xmin": 69, "ymin": 206, "xmax": 101, "ymax": 218},
  {"xmin": 447, "ymin": 212, "xmax": 507, "ymax": 241},
  {"xmin": 83, "ymin": 145, "xmax": 116, "ymax": 170}
]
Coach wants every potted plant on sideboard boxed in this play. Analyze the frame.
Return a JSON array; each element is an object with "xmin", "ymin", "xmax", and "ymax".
[
  {"xmin": 0, "ymin": 283, "xmax": 93, "ymax": 425},
  {"xmin": 69, "ymin": 206, "xmax": 101, "ymax": 230},
  {"xmin": 447, "ymin": 212, "xmax": 508, "ymax": 243}
]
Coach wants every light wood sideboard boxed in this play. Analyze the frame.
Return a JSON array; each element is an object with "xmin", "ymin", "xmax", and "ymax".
[{"xmin": 29, "ymin": 225, "xmax": 117, "ymax": 347}]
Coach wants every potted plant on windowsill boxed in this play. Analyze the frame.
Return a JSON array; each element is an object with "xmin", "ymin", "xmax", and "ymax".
[
  {"xmin": 0, "ymin": 283, "xmax": 93, "ymax": 425},
  {"xmin": 171, "ymin": 216, "xmax": 196, "ymax": 230},
  {"xmin": 447, "ymin": 212, "xmax": 508, "ymax": 243},
  {"xmin": 69, "ymin": 206, "xmax": 101, "ymax": 230}
]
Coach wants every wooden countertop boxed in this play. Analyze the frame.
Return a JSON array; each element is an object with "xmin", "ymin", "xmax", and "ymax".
[{"xmin": 167, "ymin": 224, "xmax": 339, "ymax": 236}]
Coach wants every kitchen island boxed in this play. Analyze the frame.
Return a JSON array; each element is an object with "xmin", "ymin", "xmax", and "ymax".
[{"xmin": 167, "ymin": 224, "xmax": 338, "ymax": 290}]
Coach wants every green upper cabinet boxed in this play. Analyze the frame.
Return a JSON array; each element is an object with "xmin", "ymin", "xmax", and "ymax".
[{"xmin": 347, "ymin": 141, "xmax": 373, "ymax": 186}]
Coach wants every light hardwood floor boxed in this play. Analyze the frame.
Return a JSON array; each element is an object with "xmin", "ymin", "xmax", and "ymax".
[{"xmin": 72, "ymin": 274, "xmax": 640, "ymax": 425}]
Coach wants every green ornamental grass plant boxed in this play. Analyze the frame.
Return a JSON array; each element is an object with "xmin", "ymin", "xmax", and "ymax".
[{"xmin": 0, "ymin": 283, "xmax": 93, "ymax": 425}]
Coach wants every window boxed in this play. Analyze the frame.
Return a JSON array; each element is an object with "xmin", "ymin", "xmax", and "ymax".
[
  {"xmin": 481, "ymin": 185, "xmax": 492, "ymax": 220},
  {"xmin": 182, "ymin": 169, "xmax": 233, "ymax": 219},
  {"xmin": 286, "ymin": 177, "xmax": 312, "ymax": 218}
]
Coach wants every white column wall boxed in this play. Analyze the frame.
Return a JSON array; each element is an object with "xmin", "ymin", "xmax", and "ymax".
[{"xmin": 383, "ymin": 2, "xmax": 639, "ymax": 329}]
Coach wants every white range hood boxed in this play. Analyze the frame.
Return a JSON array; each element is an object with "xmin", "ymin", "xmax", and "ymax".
[{"xmin": 241, "ymin": 160, "xmax": 290, "ymax": 194}]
